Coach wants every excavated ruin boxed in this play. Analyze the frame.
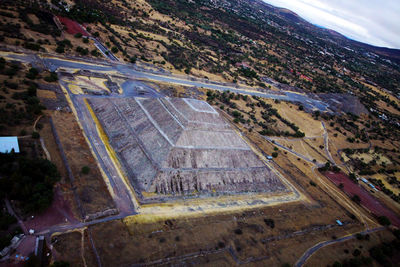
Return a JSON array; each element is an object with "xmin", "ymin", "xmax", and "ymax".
[{"xmin": 88, "ymin": 97, "xmax": 289, "ymax": 202}]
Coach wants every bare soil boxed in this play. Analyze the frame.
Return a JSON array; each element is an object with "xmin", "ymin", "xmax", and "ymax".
[{"xmin": 51, "ymin": 111, "xmax": 115, "ymax": 216}]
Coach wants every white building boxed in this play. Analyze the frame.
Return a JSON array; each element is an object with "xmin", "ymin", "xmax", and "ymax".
[{"xmin": 0, "ymin": 136, "xmax": 19, "ymax": 153}]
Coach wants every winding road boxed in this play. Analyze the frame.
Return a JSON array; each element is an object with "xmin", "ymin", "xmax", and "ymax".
[{"xmin": 295, "ymin": 227, "xmax": 384, "ymax": 267}]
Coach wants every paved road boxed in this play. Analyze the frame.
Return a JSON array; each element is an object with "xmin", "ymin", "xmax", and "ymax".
[
  {"xmin": 264, "ymin": 136, "xmax": 323, "ymax": 166},
  {"xmin": 295, "ymin": 227, "xmax": 384, "ymax": 267},
  {"xmin": 90, "ymin": 37, "xmax": 119, "ymax": 61},
  {"xmin": 321, "ymin": 122, "xmax": 335, "ymax": 163},
  {"xmin": 1, "ymin": 50, "xmax": 330, "ymax": 112},
  {"xmin": 36, "ymin": 212, "xmax": 136, "ymax": 236},
  {"xmin": 71, "ymin": 94, "xmax": 138, "ymax": 213}
]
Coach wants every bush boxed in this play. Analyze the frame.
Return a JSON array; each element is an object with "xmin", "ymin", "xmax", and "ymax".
[
  {"xmin": 74, "ymin": 33, "xmax": 82, "ymax": 38},
  {"xmin": 24, "ymin": 42, "xmax": 41, "ymax": 51},
  {"xmin": 272, "ymin": 152, "xmax": 278, "ymax": 158},
  {"xmin": 51, "ymin": 261, "xmax": 70, "ymax": 267},
  {"xmin": 91, "ymin": 49, "xmax": 99, "ymax": 57},
  {"xmin": 44, "ymin": 72, "xmax": 58, "ymax": 82},
  {"xmin": 32, "ymin": 131, "xmax": 40, "ymax": 139},
  {"xmin": 111, "ymin": 46, "xmax": 119, "ymax": 53},
  {"xmin": 234, "ymin": 228, "xmax": 243, "ymax": 235},
  {"xmin": 56, "ymin": 46, "xmax": 65, "ymax": 53},
  {"xmin": 377, "ymin": 216, "xmax": 391, "ymax": 226},
  {"xmin": 26, "ymin": 67, "xmax": 39, "ymax": 80},
  {"xmin": 310, "ymin": 181, "xmax": 317, "ymax": 187},
  {"xmin": 81, "ymin": 166, "xmax": 90, "ymax": 175},
  {"xmin": 264, "ymin": 218, "xmax": 275, "ymax": 228},
  {"xmin": 353, "ymin": 248, "xmax": 361, "ymax": 257},
  {"xmin": 351, "ymin": 194, "xmax": 361, "ymax": 204},
  {"xmin": 76, "ymin": 46, "xmax": 89, "ymax": 55}
]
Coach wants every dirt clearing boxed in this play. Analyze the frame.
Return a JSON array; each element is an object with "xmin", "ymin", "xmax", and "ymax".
[{"xmin": 51, "ymin": 111, "xmax": 116, "ymax": 218}]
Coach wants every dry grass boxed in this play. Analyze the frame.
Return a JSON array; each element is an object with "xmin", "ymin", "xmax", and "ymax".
[
  {"xmin": 85, "ymin": 192, "xmax": 362, "ymax": 266},
  {"xmin": 37, "ymin": 89, "xmax": 57, "ymax": 99},
  {"xmin": 305, "ymin": 229, "xmax": 395, "ymax": 267},
  {"xmin": 370, "ymin": 173, "xmax": 400, "ymax": 195},
  {"xmin": 273, "ymin": 100, "xmax": 324, "ymax": 137},
  {"xmin": 52, "ymin": 100, "xmax": 381, "ymax": 266},
  {"xmin": 350, "ymin": 152, "xmax": 392, "ymax": 165},
  {"xmin": 51, "ymin": 111, "xmax": 115, "ymax": 215},
  {"xmin": 52, "ymin": 231, "xmax": 84, "ymax": 267},
  {"xmin": 52, "ymin": 229, "xmax": 98, "ymax": 267},
  {"xmin": 38, "ymin": 114, "xmax": 82, "ymax": 218}
]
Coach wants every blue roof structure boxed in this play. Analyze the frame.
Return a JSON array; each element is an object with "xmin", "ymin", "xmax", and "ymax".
[{"xmin": 0, "ymin": 137, "xmax": 20, "ymax": 153}]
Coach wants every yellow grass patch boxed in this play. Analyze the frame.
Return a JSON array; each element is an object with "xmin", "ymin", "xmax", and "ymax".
[
  {"xmin": 68, "ymin": 84, "xmax": 83, "ymax": 94},
  {"xmin": 37, "ymin": 89, "xmax": 57, "ymax": 99},
  {"xmin": 370, "ymin": 173, "xmax": 400, "ymax": 195},
  {"xmin": 27, "ymin": 13, "xmax": 40, "ymax": 24},
  {"xmin": 350, "ymin": 152, "xmax": 391, "ymax": 165},
  {"xmin": 274, "ymin": 101, "xmax": 324, "ymax": 137}
]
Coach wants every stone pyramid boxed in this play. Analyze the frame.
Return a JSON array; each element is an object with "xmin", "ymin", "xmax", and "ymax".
[{"xmin": 88, "ymin": 97, "xmax": 287, "ymax": 201}]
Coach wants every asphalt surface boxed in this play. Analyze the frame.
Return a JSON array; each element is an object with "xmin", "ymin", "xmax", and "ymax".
[
  {"xmin": 72, "ymin": 94, "xmax": 138, "ymax": 213},
  {"xmin": 90, "ymin": 37, "xmax": 119, "ymax": 61},
  {"xmin": 321, "ymin": 122, "xmax": 335, "ymax": 163},
  {"xmin": 2, "ymin": 51, "xmax": 330, "ymax": 112}
]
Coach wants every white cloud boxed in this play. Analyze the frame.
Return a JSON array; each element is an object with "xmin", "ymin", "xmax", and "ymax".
[{"xmin": 262, "ymin": 0, "xmax": 400, "ymax": 48}]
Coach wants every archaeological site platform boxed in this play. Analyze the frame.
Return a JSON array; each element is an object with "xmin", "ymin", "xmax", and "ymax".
[{"xmin": 88, "ymin": 97, "xmax": 291, "ymax": 203}]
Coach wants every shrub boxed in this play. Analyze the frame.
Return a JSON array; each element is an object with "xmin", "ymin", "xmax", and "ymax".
[
  {"xmin": 234, "ymin": 228, "xmax": 243, "ymax": 235},
  {"xmin": 74, "ymin": 33, "xmax": 82, "ymax": 38},
  {"xmin": 26, "ymin": 67, "xmax": 39, "ymax": 80},
  {"xmin": 111, "ymin": 46, "xmax": 119, "ymax": 53},
  {"xmin": 56, "ymin": 46, "xmax": 65, "ymax": 53},
  {"xmin": 272, "ymin": 152, "xmax": 278, "ymax": 158},
  {"xmin": 51, "ymin": 261, "xmax": 70, "ymax": 267},
  {"xmin": 81, "ymin": 166, "xmax": 90, "ymax": 175},
  {"xmin": 351, "ymin": 194, "xmax": 361, "ymax": 204},
  {"xmin": 44, "ymin": 72, "xmax": 58, "ymax": 82},
  {"xmin": 377, "ymin": 216, "xmax": 391, "ymax": 226},
  {"xmin": 32, "ymin": 131, "xmax": 40, "ymax": 139},
  {"xmin": 264, "ymin": 218, "xmax": 275, "ymax": 228},
  {"xmin": 353, "ymin": 249, "xmax": 361, "ymax": 257}
]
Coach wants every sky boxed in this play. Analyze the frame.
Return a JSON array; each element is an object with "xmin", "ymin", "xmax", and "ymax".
[{"xmin": 262, "ymin": 0, "xmax": 400, "ymax": 49}]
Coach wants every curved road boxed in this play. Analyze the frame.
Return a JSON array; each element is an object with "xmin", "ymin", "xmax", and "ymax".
[{"xmin": 295, "ymin": 227, "xmax": 384, "ymax": 267}]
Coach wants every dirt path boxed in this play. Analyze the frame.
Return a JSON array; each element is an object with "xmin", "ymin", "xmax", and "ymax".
[
  {"xmin": 295, "ymin": 227, "xmax": 384, "ymax": 267},
  {"xmin": 5, "ymin": 199, "xmax": 28, "ymax": 235}
]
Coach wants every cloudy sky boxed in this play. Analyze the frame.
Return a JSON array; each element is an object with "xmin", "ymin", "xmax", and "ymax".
[{"xmin": 262, "ymin": 0, "xmax": 400, "ymax": 49}]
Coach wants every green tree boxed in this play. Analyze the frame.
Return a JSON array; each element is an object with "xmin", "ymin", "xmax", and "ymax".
[{"xmin": 111, "ymin": 46, "xmax": 119, "ymax": 53}]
